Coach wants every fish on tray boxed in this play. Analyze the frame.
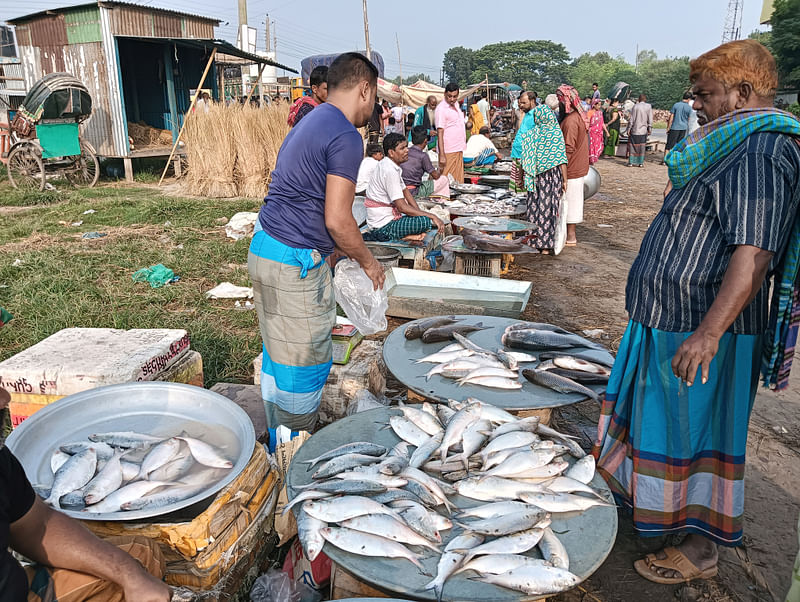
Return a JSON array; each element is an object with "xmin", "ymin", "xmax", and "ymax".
[
  {"xmin": 462, "ymin": 229, "xmax": 525, "ymax": 253},
  {"xmin": 420, "ymin": 322, "xmax": 489, "ymax": 344}
]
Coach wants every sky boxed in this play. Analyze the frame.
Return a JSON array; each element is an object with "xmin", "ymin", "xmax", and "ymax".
[{"xmin": 2, "ymin": 0, "xmax": 768, "ymax": 81}]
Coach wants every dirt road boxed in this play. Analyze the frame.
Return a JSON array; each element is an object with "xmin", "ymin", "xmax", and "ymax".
[{"xmin": 507, "ymin": 156, "xmax": 800, "ymax": 601}]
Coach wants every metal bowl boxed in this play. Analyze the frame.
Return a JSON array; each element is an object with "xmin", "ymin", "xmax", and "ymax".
[
  {"xmin": 6, "ymin": 382, "xmax": 256, "ymax": 521},
  {"xmin": 451, "ymin": 183, "xmax": 491, "ymax": 194},
  {"xmin": 584, "ymin": 165, "xmax": 602, "ymax": 199}
]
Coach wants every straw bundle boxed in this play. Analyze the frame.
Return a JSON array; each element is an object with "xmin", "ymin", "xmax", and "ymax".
[
  {"xmin": 127, "ymin": 122, "xmax": 173, "ymax": 147},
  {"xmin": 182, "ymin": 102, "xmax": 289, "ymax": 198}
]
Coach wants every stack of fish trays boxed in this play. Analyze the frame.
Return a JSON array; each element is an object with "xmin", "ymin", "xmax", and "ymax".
[
  {"xmin": 454, "ymin": 253, "xmax": 503, "ymax": 278},
  {"xmin": 84, "ymin": 443, "xmax": 279, "ymax": 591}
]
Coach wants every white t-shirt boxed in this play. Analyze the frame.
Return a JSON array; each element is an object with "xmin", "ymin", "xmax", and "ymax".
[
  {"xmin": 365, "ymin": 158, "xmax": 406, "ymax": 229},
  {"xmin": 356, "ymin": 156, "xmax": 379, "ymax": 193},
  {"xmin": 464, "ymin": 134, "xmax": 497, "ymax": 159},
  {"xmin": 477, "ymin": 98, "xmax": 490, "ymax": 126},
  {"xmin": 391, "ymin": 106, "xmax": 404, "ymax": 126}
]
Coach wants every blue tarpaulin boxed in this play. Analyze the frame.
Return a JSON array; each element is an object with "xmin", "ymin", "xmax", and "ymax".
[{"xmin": 300, "ymin": 51, "xmax": 384, "ymax": 86}]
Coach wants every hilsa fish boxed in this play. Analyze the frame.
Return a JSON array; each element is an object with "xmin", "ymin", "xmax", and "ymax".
[
  {"xmin": 421, "ymin": 322, "xmax": 489, "ymax": 344},
  {"xmin": 404, "ymin": 316, "xmax": 460, "ymax": 340}
]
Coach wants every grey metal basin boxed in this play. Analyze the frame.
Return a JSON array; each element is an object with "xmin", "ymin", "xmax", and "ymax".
[{"xmin": 6, "ymin": 382, "xmax": 255, "ymax": 521}]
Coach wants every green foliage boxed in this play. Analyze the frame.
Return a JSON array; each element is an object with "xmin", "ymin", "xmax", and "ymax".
[
  {"xmin": 748, "ymin": 29, "xmax": 773, "ymax": 52},
  {"xmin": 391, "ymin": 73, "xmax": 435, "ymax": 86},
  {"xmin": 636, "ymin": 57, "xmax": 691, "ymax": 109},
  {"xmin": 771, "ymin": 0, "xmax": 800, "ymax": 88},
  {"xmin": 470, "ymin": 40, "xmax": 571, "ymax": 92},
  {"xmin": 443, "ymin": 46, "xmax": 474, "ymax": 87},
  {"xmin": 569, "ymin": 52, "xmax": 637, "ymax": 99},
  {"xmin": 789, "ymin": 103, "xmax": 800, "ymax": 117},
  {"xmin": 636, "ymin": 49, "xmax": 658, "ymax": 65}
]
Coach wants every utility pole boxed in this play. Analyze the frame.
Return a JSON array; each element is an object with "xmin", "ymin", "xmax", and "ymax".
[
  {"xmin": 238, "ymin": 0, "xmax": 247, "ymax": 34},
  {"xmin": 265, "ymin": 14, "xmax": 270, "ymax": 54},
  {"xmin": 722, "ymin": 0, "xmax": 744, "ymax": 43},
  {"xmin": 362, "ymin": 0, "xmax": 371, "ymax": 60},
  {"xmin": 396, "ymin": 33, "xmax": 403, "ymax": 109}
]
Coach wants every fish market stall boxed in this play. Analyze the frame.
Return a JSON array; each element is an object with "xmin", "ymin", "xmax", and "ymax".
[
  {"xmin": 383, "ymin": 316, "xmax": 612, "ymax": 419},
  {"xmin": 6, "ymin": 382, "xmax": 279, "ymax": 592},
  {"xmin": 452, "ymin": 217, "xmax": 535, "ymax": 234},
  {"xmin": 286, "ymin": 406, "xmax": 618, "ymax": 601}
]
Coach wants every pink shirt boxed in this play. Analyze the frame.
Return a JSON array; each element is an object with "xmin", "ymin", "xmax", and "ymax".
[{"xmin": 435, "ymin": 100, "xmax": 466, "ymax": 154}]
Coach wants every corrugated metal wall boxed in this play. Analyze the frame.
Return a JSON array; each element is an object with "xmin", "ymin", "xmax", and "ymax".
[
  {"xmin": 108, "ymin": 5, "xmax": 213, "ymax": 39},
  {"xmin": 64, "ymin": 6, "xmax": 103, "ymax": 44},
  {"xmin": 17, "ymin": 42, "xmax": 116, "ymax": 156}
]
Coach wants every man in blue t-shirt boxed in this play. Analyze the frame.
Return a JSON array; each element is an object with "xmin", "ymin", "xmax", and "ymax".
[
  {"xmin": 249, "ymin": 52, "xmax": 384, "ymax": 432},
  {"xmin": 665, "ymin": 92, "xmax": 695, "ymax": 155}
]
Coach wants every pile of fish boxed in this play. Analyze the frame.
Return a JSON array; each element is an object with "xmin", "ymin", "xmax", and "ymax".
[
  {"xmin": 450, "ymin": 183, "xmax": 491, "ymax": 194},
  {"xmin": 406, "ymin": 317, "xmax": 612, "ymax": 399},
  {"xmin": 36, "ymin": 431, "xmax": 233, "ymax": 513},
  {"xmin": 445, "ymin": 198, "xmax": 522, "ymax": 216},
  {"xmin": 462, "ymin": 228, "xmax": 526, "ymax": 253},
  {"xmin": 288, "ymin": 400, "xmax": 615, "ymax": 599}
]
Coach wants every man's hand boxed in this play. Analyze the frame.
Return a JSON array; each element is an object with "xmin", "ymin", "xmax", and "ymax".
[
  {"xmin": 121, "ymin": 571, "xmax": 171, "ymax": 602},
  {"xmin": 362, "ymin": 257, "xmax": 386, "ymax": 291},
  {"xmin": 429, "ymin": 215, "xmax": 445, "ymax": 232},
  {"xmin": 562, "ymin": 179, "xmax": 568, "ymax": 195},
  {"xmin": 438, "ymin": 158, "xmax": 447, "ymax": 170},
  {"xmin": 671, "ymin": 329, "xmax": 719, "ymax": 386}
]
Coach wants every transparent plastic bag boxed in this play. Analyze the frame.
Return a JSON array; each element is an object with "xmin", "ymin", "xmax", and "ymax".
[
  {"xmin": 250, "ymin": 568, "xmax": 323, "ymax": 602},
  {"xmin": 333, "ymin": 259, "xmax": 388, "ymax": 335},
  {"xmin": 346, "ymin": 389, "xmax": 391, "ymax": 416}
]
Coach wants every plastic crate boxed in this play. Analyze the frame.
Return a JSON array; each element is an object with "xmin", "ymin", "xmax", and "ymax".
[{"xmin": 454, "ymin": 252, "xmax": 502, "ymax": 277}]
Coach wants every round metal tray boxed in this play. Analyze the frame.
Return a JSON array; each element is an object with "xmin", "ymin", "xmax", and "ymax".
[
  {"xmin": 287, "ymin": 407, "xmax": 618, "ymax": 601},
  {"xmin": 382, "ymin": 316, "xmax": 612, "ymax": 411},
  {"xmin": 6, "ymin": 382, "xmax": 256, "ymax": 521},
  {"xmin": 451, "ymin": 183, "xmax": 491, "ymax": 194}
]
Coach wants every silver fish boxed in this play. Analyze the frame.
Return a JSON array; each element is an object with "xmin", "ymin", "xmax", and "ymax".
[
  {"xmin": 176, "ymin": 437, "xmax": 233, "ymax": 468},
  {"xmin": 389, "ymin": 415, "xmax": 431, "ymax": 447},
  {"xmin": 50, "ymin": 449, "xmax": 71, "ymax": 474},
  {"xmin": 45, "ymin": 448, "xmax": 97, "ymax": 509},
  {"xmin": 137, "ymin": 438, "xmax": 182, "ymax": 480},
  {"xmin": 565, "ymin": 454, "xmax": 596, "ymax": 484},
  {"xmin": 494, "ymin": 349, "xmax": 519, "ymax": 371},
  {"xmin": 313, "ymin": 453, "xmax": 383, "ymax": 480},
  {"xmin": 404, "ymin": 479, "xmax": 440, "ymax": 508},
  {"xmin": 297, "ymin": 504, "xmax": 326, "ymax": 561},
  {"xmin": 302, "ymin": 478, "xmax": 387, "ymax": 495},
  {"xmin": 320, "ymin": 526, "xmax": 424, "ymax": 569},
  {"xmin": 481, "ymin": 445, "xmax": 533, "ymax": 471},
  {"xmin": 458, "ymin": 375, "xmax": 522, "ymax": 390},
  {"xmin": 177, "ymin": 467, "xmax": 228, "ymax": 487},
  {"xmin": 425, "ymin": 357, "xmax": 503, "ymax": 381},
  {"xmin": 341, "ymin": 514, "xmax": 441, "ymax": 552},
  {"xmin": 480, "ymin": 431, "xmax": 539, "ymax": 465},
  {"xmin": 415, "ymin": 348, "xmax": 475, "ymax": 364},
  {"xmin": 148, "ymin": 451, "xmax": 195, "ymax": 482},
  {"xmin": 457, "ymin": 366, "xmax": 518, "ymax": 384},
  {"xmin": 437, "ymin": 401, "xmax": 482, "ymax": 462},
  {"xmin": 60, "ymin": 441, "xmax": 115, "ymax": 462},
  {"xmin": 542, "ymin": 476, "xmax": 603, "ymax": 498},
  {"xmin": 409, "ymin": 432, "xmax": 444, "ymax": 469},
  {"xmin": 523, "ymin": 368, "xmax": 601, "ymax": 402},
  {"xmin": 421, "ymin": 401, "xmax": 439, "ymax": 418},
  {"xmin": 457, "ymin": 509, "xmax": 549, "ymax": 536},
  {"xmin": 395, "ymin": 405, "xmax": 443, "ymax": 435},
  {"xmin": 505, "ymin": 351, "xmax": 539, "ymax": 363},
  {"xmin": 519, "ymin": 490, "xmax": 614, "ymax": 513},
  {"xmin": 456, "ymin": 500, "xmax": 534, "ymax": 520},
  {"xmin": 454, "ymin": 554, "xmax": 552, "ymax": 576},
  {"xmin": 423, "ymin": 532, "xmax": 484, "ymax": 602},
  {"xmin": 369, "ymin": 489, "xmax": 424, "ymax": 506},
  {"xmin": 539, "ymin": 526, "xmax": 570, "ymax": 569},
  {"xmin": 301, "ymin": 442, "xmax": 387, "ymax": 468},
  {"xmin": 510, "ymin": 460, "xmax": 570, "ymax": 480},
  {"xmin": 448, "ymin": 419, "xmax": 490, "ymax": 470},
  {"xmin": 61, "ymin": 488, "xmax": 86, "ymax": 508},
  {"xmin": 303, "ymin": 495, "xmax": 404, "ymax": 523},
  {"xmin": 282, "ymin": 490, "xmax": 332, "ymax": 515},
  {"xmin": 401, "ymin": 466, "xmax": 454, "ymax": 512},
  {"xmin": 463, "ymin": 398, "xmax": 517, "ymax": 424},
  {"xmin": 424, "ymin": 458, "xmax": 482, "ymax": 473},
  {"xmin": 472, "ymin": 564, "xmax": 580, "ymax": 595},
  {"xmin": 436, "ymin": 404, "xmax": 456, "ymax": 425},
  {"xmin": 506, "ymin": 321, "xmax": 572, "ymax": 335},
  {"xmin": 332, "ymin": 471, "xmax": 407, "ymax": 488},
  {"xmin": 120, "ymin": 461, "xmax": 141, "ymax": 482},
  {"xmin": 84, "ymin": 480, "xmax": 170, "ymax": 513},
  {"xmin": 83, "ymin": 451, "xmax": 124, "ymax": 504},
  {"xmin": 120, "ymin": 484, "xmax": 206, "ymax": 511},
  {"xmin": 455, "ymin": 475, "xmax": 551, "ymax": 502},
  {"xmin": 536, "ymin": 424, "xmax": 586, "ymax": 459},
  {"xmin": 484, "ymin": 449, "xmax": 557, "ymax": 477},
  {"xmin": 457, "ymin": 525, "xmax": 551, "ymax": 564},
  {"xmin": 88, "ymin": 432, "xmax": 163, "ymax": 449},
  {"xmin": 393, "ymin": 500, "xmax": 452, "ymax": 535},
  {"xmin": 540, "ymin": 353, "xmax": 612, "ymax": 374},
  {"xmin": 486, "ymin": 416, "xmax": 540, "ymax": 440},
  {"xmin": 503, "ymin": 328, "xmax": 605, "ymax": 351}
]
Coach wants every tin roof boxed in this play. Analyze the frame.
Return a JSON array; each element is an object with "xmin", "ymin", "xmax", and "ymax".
[
  {"xmin": 7, "ymin": 1, "xmax": 220, "ymax": 26},
  {"xmin": 114, "ymin": 36, "xmax": 298, "ymax": 73}
]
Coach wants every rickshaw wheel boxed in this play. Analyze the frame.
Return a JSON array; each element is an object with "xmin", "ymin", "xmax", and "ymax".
[
  {"xmin": 7, "ymin": 143, "xmax": 45, "ymax": 192},
  {"xmin": 65, "ymin": 141, "xmax": 100, "ymax": 188}
]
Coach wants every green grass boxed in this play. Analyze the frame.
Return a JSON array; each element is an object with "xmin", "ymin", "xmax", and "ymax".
[
  {"xmin": 653, "ymin": 120, "xmax": 668, "ymax": 130},
  {"xmin": 0, "ymin": 180, "xmax": 265, "ymax": 387}
]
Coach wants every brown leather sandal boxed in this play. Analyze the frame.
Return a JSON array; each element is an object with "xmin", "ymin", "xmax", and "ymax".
[{"xmin": 633, "ymin": 546, "xmax": 718, "ymax": 584}]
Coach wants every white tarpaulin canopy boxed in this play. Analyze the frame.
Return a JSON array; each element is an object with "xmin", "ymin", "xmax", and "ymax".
[{"xmin": 376, "ymin": 79, "xmax": 487, "ymax": 108}]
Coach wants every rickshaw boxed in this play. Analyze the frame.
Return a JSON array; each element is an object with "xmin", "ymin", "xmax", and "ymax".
[{"xmin": 5, "ymin": 72, "xmax": 99, "ymax": 190}]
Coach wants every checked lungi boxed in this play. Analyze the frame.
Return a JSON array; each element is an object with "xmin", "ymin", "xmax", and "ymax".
[
  {"xmin": 248, "ymin": 229, "xmax": 336, "ymax": 432},
  {"xmin": 362, "ymin": 216, "xmax": 433, "ymax": 242},
  {"xmin": 593, "ymin": 321, "xmax": 762, "ymax": 546},
  {"xmin": 627, "ymin": 133, "xmax": 647, "ymax": 165}
]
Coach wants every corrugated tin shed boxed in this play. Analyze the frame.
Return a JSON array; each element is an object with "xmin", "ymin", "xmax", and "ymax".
[{"xmin": 8, "ymin": 1, "xmax": 220, "ymax": 28}]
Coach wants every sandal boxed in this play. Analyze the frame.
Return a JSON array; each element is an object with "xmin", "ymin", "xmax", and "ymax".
[
  {"xmin": 565, "ymin": 240, "xmax": 577, "ymax": 247},
  {"xmin": 633, "ymin": 546, "xmax": 718, "ymax": 585}
]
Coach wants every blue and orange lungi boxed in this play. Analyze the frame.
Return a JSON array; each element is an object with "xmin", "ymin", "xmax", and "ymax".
[
  {"xmin": 593, "ymin": 321, "xmax": 762, "ymax": 546},
  {"xmin": 248, "ymin": 229, "xmax": 336, "ymax": 432}
]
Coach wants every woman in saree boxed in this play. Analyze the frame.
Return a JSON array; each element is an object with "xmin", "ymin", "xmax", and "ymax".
[{"xmin": 587, "ymin": 99, "xmax": 608, "ymax": 164}]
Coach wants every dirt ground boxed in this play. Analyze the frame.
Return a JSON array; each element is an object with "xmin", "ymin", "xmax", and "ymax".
[{"xmin": 501, "ymin": 154, "xmax": 800, "ymax": 602}]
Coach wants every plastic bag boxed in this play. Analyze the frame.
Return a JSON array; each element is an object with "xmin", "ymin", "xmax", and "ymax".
[
  {"xmin": 250, "ymin": 569, "xmax": 298, "ymax": 602},
  {"xmin": 346, "ymin": 389, "xmax": 391, "ymax": 416},
  {"xmin": 333, "ymin": 259, "xmax": 388, "ymax": 335}
]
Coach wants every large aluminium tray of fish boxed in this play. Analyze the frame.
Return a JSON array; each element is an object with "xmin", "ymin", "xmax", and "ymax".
[
  {"xmin": 286, "ymin": 405, "xmax": 618, "ymax": 601},
  {"xmin": 6, "ymin": 382, "xmax": 255, "ymax": 521}
]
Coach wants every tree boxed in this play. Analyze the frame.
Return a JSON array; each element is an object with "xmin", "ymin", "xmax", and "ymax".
[
  {"xmin": 469, "ymin": 40, "xmax": 571, "ymax": 92},
  {"xmin": 771, "ymin": 0, "xmax": 800, "ymax": 89},
  {"xmin": 748, "ymin": 29, "xmax": 773, "ymax": 53},
  {"xmin": 442, "ymin": 46, "xmax": 474, "ymax": 87},
  {"xmin": 569, "ymin": 52, "xmax": 634, "ymax": 98},
  {"xmin": 636, "ymin": 57, "xmax": 691, "ymax": 109},
  {"xmin": 391, "ymin": 73, "xmax": 434, "ymax": 86},
  {"xmin": 636, "ymin": 49, "xmax": 658, "ymax": 66}
]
